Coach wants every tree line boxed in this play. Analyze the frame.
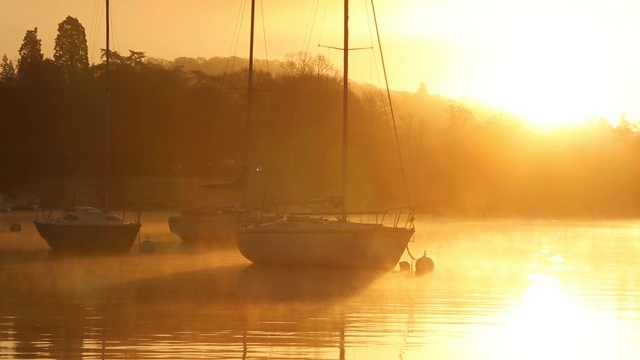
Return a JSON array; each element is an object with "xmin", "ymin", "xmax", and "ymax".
[{"xmin": 2, "ymin": 16, "xmax": 640, "ymax": 217}]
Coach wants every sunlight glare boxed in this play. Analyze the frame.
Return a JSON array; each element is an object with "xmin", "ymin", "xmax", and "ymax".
[
  {"xmin": 505, "ymin": 275, "xmax": 589, "ymax": 358},
  {"xmin": 386, "ymin": 1, "xmax": 631, "ymax": 127},
  {"xmin": 491, "ymin": 15, "xmax": 616, "ymax": 127},
  {"xmin": 502, "ymin": 273, "xmax": 637, "ymax": 359}
]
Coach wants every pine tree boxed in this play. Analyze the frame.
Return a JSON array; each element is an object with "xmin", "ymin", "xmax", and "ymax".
[
  {"xmin": 0, "ymin": 54, "xmax": 16, "ymax": 85},
  {"xmin": 54, "ymin": 16, "xmax": 89, "ymax": 81},
  {"xmin": 17, "ymin": 28, "xmax": 44, "ymax": 79}
]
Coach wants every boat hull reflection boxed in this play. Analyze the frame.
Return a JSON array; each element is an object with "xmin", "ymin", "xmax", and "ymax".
[{"xmin": 237, "ymin": 264, "xmax": 385, "ymax": 300}]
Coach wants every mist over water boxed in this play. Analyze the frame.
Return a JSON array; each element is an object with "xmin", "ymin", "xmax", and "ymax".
[{"xmin": 1, "ymin": 212, "xmax": 639, "ymax": 359}]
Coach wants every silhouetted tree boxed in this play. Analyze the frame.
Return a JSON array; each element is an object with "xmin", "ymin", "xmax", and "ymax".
[
  {"xmin": 615, "ymin": 114, "xmax": 638, "ymax": 147},
  {"xmin": 127, "ymin": 50, "xmax": 146, "ymax": 69},
  {"xmin": 17, "ymin": 28, "xmax": 44, "ymax": 79},
  {"xmin": 6, "ymin": 37, "xmax": 640, "ymax": 216},
  {"xmin": 417, "ymin": 82, "xmax": 428, "ymax": 95},
  {"xmin": 54, "ymin": 16, "xmax": 89, "ymax": 81},
  {"xmin": 446, "ymin": 104, "xmax": 476, "ymax": 144},
  {"xmin": 615, "ymin": 114, "xmax": 640, "ymax": 172},
  {"xmin": 0, "ymin": 54, "xmax": 16, "ymax": 85},
  {"xmin": 282, "ymin": 51, "xmax": 339, "ymax": 78}
]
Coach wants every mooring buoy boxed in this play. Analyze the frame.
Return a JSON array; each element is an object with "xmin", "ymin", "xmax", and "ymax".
[
  {"xmin": 415, "ymin": 251, "xmax": 434, "ymax": 275},
  {"xmin": 9, "ymin": 223, "xmax": 21, "ymax": 232},
  {"xmin": 398, "ymin": 261, "xmax": 411, "ymax": 272},
  {"xmin": 139, "ymin": 235, "xmax": 156, "ymax": 254}
]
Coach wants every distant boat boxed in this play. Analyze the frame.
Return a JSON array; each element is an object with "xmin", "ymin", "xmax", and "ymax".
[
  {"xmin": 35, "ymin": 206, "xmax": 140, "ymax": 253},
  {"xmin": 236, "ymin": 0, "xmax": 415, "ymax": 270},
  {"xmin": 0, "ymin": 195, "xmax": 13, "ymax": 212},
  {"xmin": 168, "ymin": 3, "xmax": 279, "ymax": 247},
  {"xmin": 34, "ymin": 0, "xmax": 141, "ymax": 253},
  {"xmin": 168, "ymin": 199, "xmax": 279, "ymax": 247},
  {"xmin": 10, "ymin": 193, "xmax": 40, "ymax": 211}
]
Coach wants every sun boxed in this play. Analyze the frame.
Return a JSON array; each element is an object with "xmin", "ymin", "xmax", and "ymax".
[
  {"xmin": 489, "ymin": 14, "xmax": 617, "ymax": 127},
  {"xmin": 389, "ymin": 1, "xmax": 626, "ymax": 128}
]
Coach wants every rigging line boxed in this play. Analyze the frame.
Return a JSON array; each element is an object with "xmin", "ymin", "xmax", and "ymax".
[
  {"xmin": 317, "ymin": 0, "xmax": 329, "ymax": 51},
  {"xmin": 290, "ymin": 1, "xmax": 319, "ymax": 120},
  {"xmin": 225, "ymin": 1, "xmax": 247, "ymax": 79},
  {"xmin": 282, "ymin": 0, "xmax": 317, "ymax": 202},
  {"xmin": 228, "ymin": 0, "xmax": 248, "ymax": 73},
  {"xmin": 316, "ymin": 0, "xmax": 327, "ymax": 66},
  {"xmin": 203, "ymin": 1, "xmax": 244, "ymax": 182},
  {"xmin": 302, "ymin": 0, "xmax": 321, "ymax": 54},
  {"xmin": 363, "ymin": 1, "xmax": 390, "ymax": 155},
  {"xmin": 317, "ymin": 0, "xmax": 347, "ymax": 55},
  {"xmin": 370, "ymin": 0, "xmax": 411, "ymax": 206},
  {"xmin": 89, "ymin": 0, "xmax": 102, "ymax": 64},
  {"xmin": 259, "ymin": 0, "xmax": 270, "ymax": 74},
  {"xmin": 213, "ymin": 0, "xmax": 246, "ymax": 118},
  {"xmin": 258, "ymin": 0, "xmax": 276, "ymax": 130},
  {"xmin": 108, "ymin": 1, "xmax": 120, "ymax": 57},
  {"xmin": 312, "ymin": 0, "xmax": 342, "ymax": 194},
  {"xmin": 363, "ymin": 0, "xmax": 381, "ymax": 88},
  {"xmin": 319, "ymin": 45, "xmax": 371, "ymax": 51},
  {"xmin": 284, "ymin": 1, "xmax": 326, "ymax": 204}
]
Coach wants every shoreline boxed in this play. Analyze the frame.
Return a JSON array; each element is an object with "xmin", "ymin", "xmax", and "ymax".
[{"xmin": 6, "ymin": 177, "xmax": 242, "ymax": 212}]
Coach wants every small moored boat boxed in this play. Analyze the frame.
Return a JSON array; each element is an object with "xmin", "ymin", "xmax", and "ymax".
[
  {"xmin": 169, "ymin": 201, "xmax": 279, "ymax": 246},
  {"xmin": 34, "ymin": 206, "xmax": 140, "ymax": 253},
  {"xmin": 0, "ymin": 195, "xmax": 13, "ymax": 212},
  {"xmin": 33, "ymin": 0, "xmax": 141, "ymax": 253}
]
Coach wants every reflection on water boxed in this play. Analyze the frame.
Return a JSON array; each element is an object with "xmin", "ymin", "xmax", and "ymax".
[
  {"xmin": 1, "ymin": 213, "xmax": 640, "ymax": 359},
  {"xmin": 237, "ymin": 264, "xmax": 384, "ymax": 300}
]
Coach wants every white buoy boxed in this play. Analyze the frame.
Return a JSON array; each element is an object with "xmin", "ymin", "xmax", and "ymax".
[{"xmin": 415, "ymin": 251, "xmax": 434, "ymax": 275}]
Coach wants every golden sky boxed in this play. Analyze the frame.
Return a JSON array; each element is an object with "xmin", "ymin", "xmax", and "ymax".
[{"xmin": 1, "ymin": 0, "xmax": 639, "ymax": 127}]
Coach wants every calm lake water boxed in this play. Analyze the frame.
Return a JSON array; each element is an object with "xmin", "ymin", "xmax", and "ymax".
[{"xmin": 1, "ymin": 211, "xmax": 639, "ymax": 359}]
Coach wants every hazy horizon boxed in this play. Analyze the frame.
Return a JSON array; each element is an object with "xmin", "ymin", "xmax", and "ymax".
[{"xmin": 2, "ymin": 0, "xmax": 640, "ymax": 127}]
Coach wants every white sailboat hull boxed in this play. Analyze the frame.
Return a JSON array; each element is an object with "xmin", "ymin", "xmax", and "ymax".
[{"xmin": 237, "ymin": 218, "xmax": 413, "ymax": 269}]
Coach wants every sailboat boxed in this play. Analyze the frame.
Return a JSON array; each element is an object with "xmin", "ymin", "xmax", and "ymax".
[
  {"xmin": 168, "ymin": 197, "xmax": 279, "ymax": 247},
  {"xmin": 34, "ymin": 0, "xmax": 141, "ymax": 253},
  {"xmin": 168, "ymin": 169, "xmax": 279, "ymax": 246},
  {"xmin": 167, "ymin": 171, "xmax": 250, "ymax": 246},
  {"xmin": 236, "ymin": 0, "xmax": 415, "ymax": 270},
  {"xmin": 168, "ymin": 1, "xmax": 280, "ymax": 247}
]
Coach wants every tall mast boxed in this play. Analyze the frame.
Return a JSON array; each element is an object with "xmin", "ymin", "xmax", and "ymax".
[
  {"xmin": 341, "ymin": 0, "xmax": 349, "ymax": 222},
  {"xmin": 242, "ymin": 0, "xmax": 255, "ymax": 206},
  {"xmin": 105, "ymin": 0, "xmax": 110, "ymax": 211},
  {"xmin": 247, "ymin": 0, "xmax": 255, "ymax": 146}
]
